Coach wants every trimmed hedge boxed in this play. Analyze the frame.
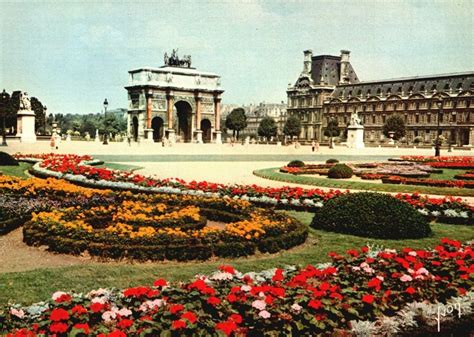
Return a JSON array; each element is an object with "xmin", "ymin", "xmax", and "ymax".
[
  {"xmin": 311, "ymin": 192, "xmax": 432, "ymax": 239},
  {"xmin": 326, "ymin": 158, "xmax": 339, "ymax": 164},
  {"xmin": 0, "ymin": 217, "xmax": 29, "ymax": 235},
  {"xmin": 287, "ymin": 160, "xmax": 305, "ymax": 168},
  {"xmin": 0, "ymin": 152, "xmax": 19, "ymax": 166},
  {"xmin": 328, "ymin": 163, "xmax": 353, "ymax": 179}
]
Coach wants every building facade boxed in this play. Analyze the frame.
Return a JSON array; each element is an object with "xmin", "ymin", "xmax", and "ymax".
[
  {"xmin": 288, "ymin": 50, "xmax": 474, "ymax": 146},
  {"xmin": 244, "ymin": 102, "xmax": 287, "ymax": 137},
  {"xmin": 125, "ymin": 52, "xmax": 224, "ymax": 143}
]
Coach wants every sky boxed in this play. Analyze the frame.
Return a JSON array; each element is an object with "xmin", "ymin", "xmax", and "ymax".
[{"xmin": 1, "ymin": 0, "xmax": 473, "ymax": 114}]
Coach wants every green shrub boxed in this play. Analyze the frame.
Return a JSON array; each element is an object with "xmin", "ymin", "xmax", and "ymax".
[
  {"xmin": 327, "ymin": 164, "xmax": 353, "ymax": 179},
  {"xmin": 311, "ymin": 192, "xmax": 432, "ymax": 239},
  {"xmin": 0, "ymin": 152, "xmax": 19, "ymax": 166},
  {"xmin": 326, "ymin": 158, "xmax": 339, "ymax": 164},
  {"xmin": 287, "ymin": 160, "xmax": 305, "ymax": 168}
]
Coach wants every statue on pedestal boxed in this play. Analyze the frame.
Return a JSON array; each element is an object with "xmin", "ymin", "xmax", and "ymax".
[
  {"xmin": 349, "ymin": 110, "xmax": 361, "ymax": 127},
  {"xmin": 19, "ymin": 92, "xmax": 32, "ymax": 111}
]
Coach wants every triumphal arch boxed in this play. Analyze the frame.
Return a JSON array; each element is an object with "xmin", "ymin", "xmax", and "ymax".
[{"xmin": 125, "ymin": 50, "xmax": 224, "ymax": 143}]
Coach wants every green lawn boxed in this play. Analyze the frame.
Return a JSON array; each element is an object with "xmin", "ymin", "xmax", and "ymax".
[
  {"xmin": 1, "ymin": 211, "xmax": 472, "ymax": 305},
  {"xmin": 0, "ymin": 162, "xmax": 33, "ymax": 179},
  {"xmin": 430, "ymin": 169, "xmax": 466, "ymax": 180},
  {"xmin": 254, "ymin": 167, "xmax": 474, "ymax": 196},
  {"xmin": 98, "ymin": 162, "xmax": 143, "ymax": 172}
]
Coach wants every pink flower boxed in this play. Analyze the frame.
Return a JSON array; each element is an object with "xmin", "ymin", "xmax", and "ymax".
[
  {"xmin": 400, "ymin": 274, "xmax": 413, "ymax": 282},
  {"xmin": 259, "ymin": 310, "xmax": 271, "ymax": 319},
  {"xmin": 10, "ymin": 308, "xmax": 25, "ymax": 319},
  {"xmin": 252, "ymin": 299, "xmax": 266, "ymax": 311},
  {"xmin": 102, "ymin": 310, "xmax": 117, "ymax": 322}
]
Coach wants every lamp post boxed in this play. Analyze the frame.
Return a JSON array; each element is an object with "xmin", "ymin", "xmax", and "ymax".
[
  {"xmin": 1, "ymin": 89, "xmax": 9, "ymax": 146},
  {"xmin": 103, "ymin": 98, "xmax": 109, "ymax": 145},
  {"xmin": 43, "ymin": 106, "xmax": 47, "ymax": 135},
  {"xmin": 448, "ymin": 111, "xmax": 456, "ymax": 152},
  {"xmin": 435, "ymin": 97, "xmax": 443, "ymax": 157}
]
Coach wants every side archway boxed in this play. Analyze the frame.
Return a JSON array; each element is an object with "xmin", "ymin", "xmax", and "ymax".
[
  {"xmin": 151, "ymin": 117, "xmax": 164, "ymax": 142},
  {"xmin": 132, "ymin": 116, "xmax": 139, "ymax": 142},
  {"xmin": 201, "ymin": 119, "xmax": 212, "ymax": 143}
]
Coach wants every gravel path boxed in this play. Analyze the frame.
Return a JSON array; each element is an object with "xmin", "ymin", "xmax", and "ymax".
[{"xmin": 0, "ymin": 228, "xmax": 88, "ymax": 274}]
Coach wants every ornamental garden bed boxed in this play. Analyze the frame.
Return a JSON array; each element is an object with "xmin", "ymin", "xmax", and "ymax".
[
  {"xmin": 0, "ymin": 175, "xmax": 307, "ymax": 261},
  {"xmin": 8, "ymin": 153, "xmax": 473, "ymax": 224},
  {"xmin": 2, "ymin": 239, "xmax": 472, "ymax": 336}
]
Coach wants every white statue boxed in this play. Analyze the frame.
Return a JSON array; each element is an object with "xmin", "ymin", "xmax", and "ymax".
[
  {"xmin": 19, "ymin": 92, "xmax": 32, "ymax": 111},
  {"xmin": 349, "ymin": 111, "xmax": 361, "ymax": 126}
]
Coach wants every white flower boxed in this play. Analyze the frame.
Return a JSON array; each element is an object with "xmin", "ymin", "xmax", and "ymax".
[
  {"xmin": 259, "ymin": 310, "xmax": 271, "ymax": 319},
  {"xmin": 241, "ymin": 285, "xmax": 252, "ymax": 292},
  {"xmin": 408, "ymin": 251, "xmax": 417, "ymax": 257},
  {"xmin": 291, "ymin": 303, "xmax": 302, "ymax": 312},
  {"xmin": 210, "ymin": 271, "xmax": 234, "ymax": 281},
  {"xmin": 102, "ymin": 310, "xmax": 117, "ymax": 322},
  {"xmin": 118, "ymin": 307, "xmax": 132, "ymax": 317}
]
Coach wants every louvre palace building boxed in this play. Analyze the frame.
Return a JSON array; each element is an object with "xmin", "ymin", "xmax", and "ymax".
[{"xmin": 287, "ymin": 50, "xmax": 474, "ymax": 146}]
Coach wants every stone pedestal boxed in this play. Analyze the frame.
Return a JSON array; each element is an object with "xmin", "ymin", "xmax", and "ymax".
[
  {"xmin": 167, "ymin": 129, "xmax": 176, "ymax": 143},
  {"xmin": 347, "ymin": 125, "xmax": 365, "ymax": 149},
  {"xmin": 213, "ymin": 131, "xmax": 222, "ymax": 144},
  {"xmin": 16, "ymin": 110, "xmax": 36, "ymax": 143},
  {"xmin": 145, "ymin": 128, "xmax": 155, "ymax": 143},
  {"xmin": 194, "ymin": 130, "xmax": 203, "ymax": 143},
  {"xmin": 95, "ymin": 130, "xmax": 100, "ymax": 142}
]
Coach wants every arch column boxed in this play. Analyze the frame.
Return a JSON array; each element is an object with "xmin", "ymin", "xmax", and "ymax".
[
  {"xmin": 166, "ymin": 91, "xmax": 175, "ymax": 143},
  {"xmin": 213, "ymin": 96, "xmax": 222, "ymax": 144},
  {"xmin": 194, "ymin": 92, "xmax": 203, "ymax": 143},
  {"xmin": 144, "ymin": 90, "xmax": 154, "ymax": 142}
]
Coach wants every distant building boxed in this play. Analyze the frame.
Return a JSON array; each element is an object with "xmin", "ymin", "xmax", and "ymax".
[
  {"xmin": 245, "ymin": 102, "xmax": 287, "ymax": 137},
  {"xmin": 288, "ymin": 50, "xmax": 474, "ymax": 145},
  {"xmin": 221, "ymin": 102, "xmax": 287, "ymax": 138}
]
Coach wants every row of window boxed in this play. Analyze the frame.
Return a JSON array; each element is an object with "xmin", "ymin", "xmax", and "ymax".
[
  {"xmin": 340, "ymin": 81, "xmax": 471, "ymax": 98},
  {"xmin": 326, "ymin": 99, "xmax": 472, "ymax": 113},
  {"xmin": 326, "ymin": 111, "xmax": 472, "ymax": 126}
]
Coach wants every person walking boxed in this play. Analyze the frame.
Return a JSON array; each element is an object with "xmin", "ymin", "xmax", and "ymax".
[
  {"xmin": 311, "ymin": 140, "xmax": 316, "ymax": 152},
  {"xmin": 316, "ymin": 141, "xmax": 320, "ymax": 152},
  {"xmin": 50, "ymin": 135, "xmax": 56, "ymax": 151}
]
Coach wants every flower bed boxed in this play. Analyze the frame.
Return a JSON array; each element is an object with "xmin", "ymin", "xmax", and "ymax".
[
  {"xmin": 455, "ymin": 171, "xmax": 474, "ymax": 181},
  {"xmin": 8, "ymin": 179, "xmax": 306, "ymax": 260},
  {"xmin": 383, "ymin": 175, "xmax": 474, "ymax": 189},
  {"xmin": 397, "ymin": 156, "xmax": 474, "ymax": 169},
  {"xmin": 2, "ymin": 239, "xmax": 473, "ymax": 336},
  {"xmin": 11, "ymin": 154, "xmax": 473, "ymax": 224}
]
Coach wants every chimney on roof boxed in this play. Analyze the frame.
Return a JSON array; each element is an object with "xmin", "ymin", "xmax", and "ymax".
[
  {"xmin": 303, "ymin": 50, "xmax": 312, "ymax": 74},
  {"xmin": 339, "ymin": 50, "xmax": 351, "ymax": 84}
]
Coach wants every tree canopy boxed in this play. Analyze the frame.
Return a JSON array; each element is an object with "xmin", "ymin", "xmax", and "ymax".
[
  {"xmin": 382, "ymin": 114, "xmax": 406, "ymax": 140},
  {"xmin": 283, "ymin": 115, "xmax": 301, "ymax": 138},
  {"xmin": 225, "ymin": 108, "xmax": 247, "ymax": 139},
  {"xmin": 257, "ymin": 117, "xmax": 277, "ymax": 140},
  {"xmin": 324, "ymin": 119, "xmax": 340, "ymax": 148}
]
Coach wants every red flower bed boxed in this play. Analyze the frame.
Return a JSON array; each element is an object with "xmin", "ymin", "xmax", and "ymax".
[
  {"xmin": 383, "ymin": 176, "xmax": 474, "ymax": 189},
  {"xmin": 359, "ymin": 173, "xmax": 386, "ymax": 180},
  {"xmin": 2, "ymin": 239, "xmax": 472, "ymax": 336},
  {"xmin": 400, "ymin": 155, "xmax": 474, "ymax": 163},
  {"xmin": 13, "ymin": 153, "xmax": 472, "ymax": 215}
]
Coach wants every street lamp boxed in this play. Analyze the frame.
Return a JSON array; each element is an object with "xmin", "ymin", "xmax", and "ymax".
[
  {"xmin": 434, "ymin": 97, "xmax": 443, "ymax": 157},
  {"xmin": 1, "ymin": 89, "xmax": 9, "ymax": 146},
  {"xmin": 448, "ymin": 111, "xmax": 456, "ymax": 152},
  {"xmin": 103, "ymin": 98, "xmax": 109, "ymax": 145}
]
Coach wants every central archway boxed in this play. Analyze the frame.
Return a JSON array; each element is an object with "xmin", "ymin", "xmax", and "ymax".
[
  {"xmin": 151, "ymin": 117, "xmax": 164, "ymax": 142},
  {"xmin": 201, "ymin": 119, "xmax": 212, "ymax": 143},
  {"xmin": 175, "ymin": 101, "xmax": 192, "ymax": 142}
]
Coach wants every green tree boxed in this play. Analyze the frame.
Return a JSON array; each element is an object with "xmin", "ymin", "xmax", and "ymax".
[
  {"xmin": 30, "ymin": 97, "xmax": 45, "ymax": 134},
  {"xmin": 257, "ymin": 117, "xmax": 277, "ymax": 141},
  {"xmin": 283, "ymin": 115, "xmax": 301, "ymax": 139},
  {"xmin": 225, "ymin": 108, "xmax": 247, "ymax": 140},
  {"xmin": 324, "ymin": 118, "xmax": 340, "ymax": 149},
  {"xmin": 382, "ymin": 114, "xmax": 406, "ymax": 141}
]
